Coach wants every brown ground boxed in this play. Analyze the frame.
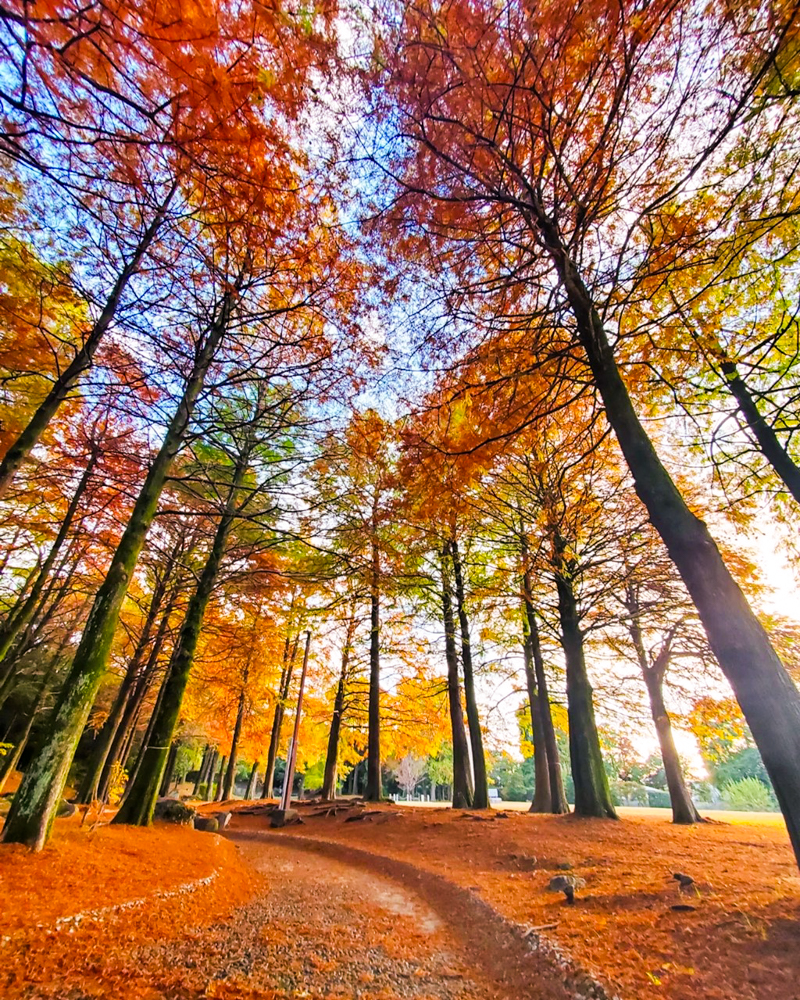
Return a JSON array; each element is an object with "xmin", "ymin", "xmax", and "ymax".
[{"xmin": 220, "ymin": 801, "xmax": 800, "ymax": 1000}]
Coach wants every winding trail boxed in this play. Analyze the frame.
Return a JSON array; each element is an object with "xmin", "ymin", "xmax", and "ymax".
[{"xmin": 141, "ymin": 835, "xmax": 508, "ymax": 999}]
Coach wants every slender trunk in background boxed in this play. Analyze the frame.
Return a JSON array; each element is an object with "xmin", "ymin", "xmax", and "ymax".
[
  {"xmin": 223, "ymin": 683, "xmax": 248, "ymax": 801},
  {"xmin": 365, "ymin": 538, "xmax": 382, "ymax": 801},
  {"xmin": 0, "ymin": 650, "xmax": 61, "ymax": 796},
  {"xmin": 3, "ymin": 289, "xmax": 235, "ymax": 849},
  {"xmin": 159, "ymin": 743, "xmax": 178, "ymax": 797},
  {"xmin": 194, "ymin": 746, "xmax": 211, "ymax": 797},
  {"xmin": 522, "ymin": 569, "xmax": 569, "ymax": 814},
  {"xmin": 552, "ymin": 544, "xmax": 616, "ymax": 819},
  {"xmin": 0, "ymin": 449, "xmax": 98, "ymax": 671},
  {"xmin": 280, "ymin": 632, "xmax": 311, "ymax": 810},
  {"xmin": 245, "ymin": 760, "xmax": 259, "ymax": 800},
  {"xmin": 263, "ymin": 631, "xmax": 300, "ymax": 798},
  {"xmin": 214, "ymin": 756, "xmax": 227, "ymax": 801},
  {"xmin": 523, "ymin": 629, "xmax": 551, "ymax": 813},
  {"xmin": 547, "ymin": 238, "xmax": 800, "ymax": 864},
  {"xmin": 322, "ymin": 611, "xmax": 357, "ymax": 801},
  {"xmin": 204, "ymin": 748, "xmax": 219, "ymax": 801},
  {"xmin": 450, "ymin": 537, "xmax": 488, "ymax": 809},
  {"xmin": 113, "ymin": 440, "xmax": 249, "ymax": 828},
  {"xmin": 122, "ymin": 660, "xmax": 173, "ymax": 797},
  {"xmin": 440, "ymin": 548, "xmax": 473, "ymax": 808},
  {"xmin": 0, "ymin": 194, "xmax": 174, "ymax": 500},
  {"xmin": 98, "ymin": 597, "xmax": 175, "ymax": 801}
]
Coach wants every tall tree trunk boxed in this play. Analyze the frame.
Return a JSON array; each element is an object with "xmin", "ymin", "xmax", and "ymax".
[
  {"xmin": 366, "ymin": 539, "xmax": 382, "ymax": 801},
  {"xmin": 194, "ymin": 746, "xmax": 211, "ymax": 797},
  {"xmin": 0, "ymin": 449, "xmax": 98, "ymax": 671},
  {"xmin": 112, "ymin": 442, "xmax": 248, "ymax": 828},
  {"xmin": 552, "ymin": 540, "xmax": 616, "ymax": 819},
  {"xmin": 523, "ymin": 629, "xmax": 551, "ymax": 813},
  {"xmin": 440, "ymin": 548, "xmax": 473, "ymax": 808},
  {"xmin": 644, "ymin": 668, "xmax": 702, "ymax": 824},
  {"xmin": 549, "ymin": 241, "xmax": 800, "ymax": 864},
  {"xmin": 245, "ymin": 760, "xmax": 259, "ymax": 800},
  {"xmin": 3, "ymin": 293, "xmax": 235, "ymax": 849},
  {"xmin": 523, "ymin": 583, "xmax": 569, "ymax": 814},
  {"xmin": 0, "ymin": 194, "xmax": 174, "ymax": 499},
  {"xmin": 322, "ymin": 612, "xmax": 356, "ymax": 801},
  {"xmin": 223, "ymin": 685, "xmax": 247, "ymax": 800},
  {"xmin": 449, "ymin": 537, "xmax": 489, "ymax": 809},
  {"xmin": 263, "ymin": 631, "xmax": 300, "ymax": 798}
]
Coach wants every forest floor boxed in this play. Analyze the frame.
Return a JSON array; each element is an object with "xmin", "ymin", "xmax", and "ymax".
[
  {"xmin": 219, "ymin": 800, "xmax": 800, "ymax": 1000},
  {"xmin": 2, "ymin": 801, "xmax": 799, "ymax": 1000}
]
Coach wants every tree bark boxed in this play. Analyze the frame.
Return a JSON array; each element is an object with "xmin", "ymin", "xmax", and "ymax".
[
  {"xmin": 223, "ymin": 686, "xmax": 247, "ymax": 801},
  {"xmin": 644, "ymin": 668, "xmax": 702, "ymax": 824},
  {"xmin": 204, "ymin": 748, "xmax": 219, "ymax": 801},
  {"xmin": 366, "ymin": 539, "xmax": 382, "ymax": 801},
  {"xmin": 440, "ymin": 548, "xmax": 473, "ymax": 808},
  {"xmin": 523, "ymin": 627, "xmax": 551, "ymax": 813},
  {"xmin": 449, "ymin": 537, "xmax": 489, "ymax": 809},
  {"xmin": 194, "ymin": 745, "xmax": 211, "ymax": 797},
  {"xmin": 0, "ymin": 652, "xmax": 59, "ymax": 796},
  {"xmin": 245, "ymin": 760, "xmax": 259, "ymax": 800},
  {"xmin": 545, "ymin": 239, "xmax": 800, "ymax": 862},
  {"xmin": 322, "ymin": 612, "xmax": 356, "ymax": 801},
  {"xmin": 552, "ymin": 538, "xmax": 616, "ymax": 819},
  {"xmin": 3, "ymin": 290, "xmax": 238, "ymax": 848},
  {"xmin": 159, "ymin": 743, "xmax": 178, "ymax": 797},
  {"xmin": 263, "ymin": 631, "xmax": 300, "ymax": 798},
  {"xmin": 214, "ymin": 756, "xmax": 227, "ymax": 802}
]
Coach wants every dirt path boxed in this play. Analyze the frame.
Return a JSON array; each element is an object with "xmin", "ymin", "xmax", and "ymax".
[{"xmin": 139, "ymin": 836, "xmax": 512, "ymax": 1000}]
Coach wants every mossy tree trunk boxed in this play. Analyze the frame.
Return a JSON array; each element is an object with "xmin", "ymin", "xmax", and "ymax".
[
  {"xmin": 245, "ymin": 760, "xmax": 259, "ymax": 800},
  {"xmin": 544, "ymin": 235, "xmax": 800, "ymax": 864},
  {"xmin": 449, "ymin": 536, "xmax": 489, "ymax": 809},
  {"xmin": 2, "ymin": 294, "xmax": 233, "ymax": 849},
  {"xmin": 223, "ymin": 682, "xmax": 247, "ymax": 801},
  {"xmin": 440, "ymin": 548, "xmax": 473, "ymax": 809}
]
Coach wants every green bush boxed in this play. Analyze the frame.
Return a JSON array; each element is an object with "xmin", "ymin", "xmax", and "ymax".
[
  {"xmin": 722, "ymin": 776, "xmax": 778, "ymax": 812},
  {"xmin": 646, "ymin": 787, "xmax": 672, "ymax": 809}
]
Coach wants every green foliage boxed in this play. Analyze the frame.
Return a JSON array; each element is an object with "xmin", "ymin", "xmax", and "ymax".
[
  {"xmin": 426, "ymin": 743, "xmax": 453, "ymax": 787},
  {"xmin": 722, "ymin": 776, "xmax": 778, "ymax": 812},
  {"xmin": 489, "ymin": 755, "xmax": 535, "ymax": 802},
  {"xmin": 646, "ymin": 787, "xmax": 672, "ymax": 809},
  {"xmin": 610, "ymin": 779, "xmax": 648, "ymax": 806},
  {"xmin": 714, "ymin": 747, "xmax": 771, "ymax": 789}
]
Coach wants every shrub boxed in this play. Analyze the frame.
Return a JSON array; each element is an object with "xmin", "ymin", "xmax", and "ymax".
[
  {"xmin": 645, "ymin": 787, "xmax": 672, "ymax": 809},
  {"xmin": 722, "ymin": 776, "xmax": 778, "ymax": 812}
]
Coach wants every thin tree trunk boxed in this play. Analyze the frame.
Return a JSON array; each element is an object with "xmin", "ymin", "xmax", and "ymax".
[
  {"xmin": 194, "ymin": 746, "xmax": 211, "ymax": 797},
  {"xmin": 0, "ymin": 653, "xmax": 60, "ymax": 797},
  {"xmin": 523, "ymin": 627, "xmax": 551, "ymax": 813},
  {"xmin": 0, "ymin": 194, "xmax": 173, "ymax": 499},
  {"xmin": 0, "ymin": 450, "xmax": 98, "ymax": 669},
  {"xmin": 440, "ymin": 548, "xmax": 473, "ymax": 808},
  {"xmin": 644, "ymin": 669, "xmax": 702, "ymax": 824},
  {"xmin": 366, "ymin": 539, "xmax": 382, "ymax": 801},
  {"xmin": 77, "ymin": 553, "xmax": 176, "ymax": 804},
  {"xmin": 159, "ymin": 744, "xmax": 178, "ymax": 797},
  {"xmin": 449, "ymin": 537, "xmax": 489, "ymax": 809},
  {"xmin": 263, "ymin": 631, "xmax": 300, "ymax": 798},
  {"xmin": 3, "ymin": 292, "xmax": 235, "ymax": 849},
  {"xmin": 322, "ymin": 613, "xmax": 356, "ymax": 801},
  {"xmin": 523, "ymin": 587, "xmax": 569, "ymax": 814},
  {"xmin": 223, "ymin": 686, "xmax": 247, "ymax": 800},
  {"xmin": 551, "ymin": 243, "xmax": 800, "ymax": 864},
  {"xmin": 214, "ymin": 756, "xmax": 227, "ymax": 802},
  {"xmin": 245, "ymin": 760, "xmax": 259, "ymax": 800},
  {"xmin": 204, "ymin": 748, "xmax": 219, "ymax": 801},
  {"xmin": 113, "ymin": 442, "xmax": 248, "ymax": 827},
  {"xmin": 553, "ymin": 540, "xmax": 616, "ymax": 819}
]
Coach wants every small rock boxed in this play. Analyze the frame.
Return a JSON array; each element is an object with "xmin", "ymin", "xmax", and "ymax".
[
  {"xmin": 215, "ymin": 811, "xmax": 231, "ymax": 830},
  {"xmin": 153, "ymin": 798, "xmax": 196, "ymax": 825},
  {"xmin": 270, "ymin": 808, "xmax": 303, "ymax": 828},
  {"xmin": 555, "ymin": 860, "xmax": 573, "ymax": 870},
  {"xmin": 195, "ymin": 816, "xmax": 219, "ymax": 833},
  {"xmin": 57, "ymin": 799, "xmax": 77, "ymax": 818}
]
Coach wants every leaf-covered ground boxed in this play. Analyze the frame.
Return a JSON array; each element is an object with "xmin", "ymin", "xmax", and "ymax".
[{"xmin": 223, "ymin": 802, "xmax": 800, "ymax": 1000}]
